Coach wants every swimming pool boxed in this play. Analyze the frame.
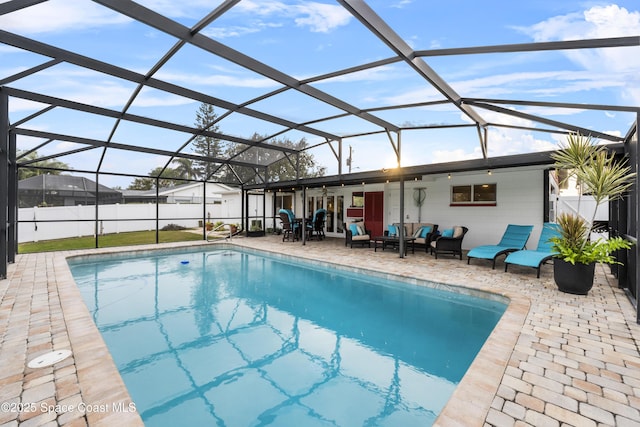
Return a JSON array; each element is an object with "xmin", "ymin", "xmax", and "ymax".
[{"xmin": 68, "ymin": 246, "xmax": 506, "ymax": 426}]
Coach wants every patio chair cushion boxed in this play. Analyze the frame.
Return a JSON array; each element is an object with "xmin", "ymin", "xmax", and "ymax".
[
  {"xmin": 392, "ymin": 223, "xmax": 409, "ymax": 237},
  {"xmin": 419, "ymin": 226, "xmax": 432, "ymax": 238},
  {"xmin": 349, "ymin": 223, "xmax": 360, "ymax": 235},
  {"xmin": 352, "ymin": 234, "xmax": 370, "ymax": 241},
  {"xmin": 453, "ymin": 226, "xmax": 464, "ymax": 238},
  {"xmin": 388, "ymin": 224, "xmax": 397, "ymax": 236},
  {"xmin": 442, "ymin": 228, "xmax": 454, "ymax": 238},
  {"xmin": 356, "ymin": 224, "xmax": 366, "ymax": 235}
]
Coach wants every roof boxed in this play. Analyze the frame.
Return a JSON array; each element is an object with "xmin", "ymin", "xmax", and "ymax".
[
  {"xmin": 18, "ymin": 174, "xmax": 121, "ymax": 194},
  {"xmin": 2, "ymin": 1, "xmax": 639, "ymax": 189}
]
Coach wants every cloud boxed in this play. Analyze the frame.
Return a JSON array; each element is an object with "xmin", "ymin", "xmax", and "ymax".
[
  {"xmin": 292, "ymin": 2, "xmax": 352, "ymax": 33},
  {"xmin": 516, "ymin": 4, "xmax": 640, "ymax": 104},
  {"xmin": 12, "ymin": 68, "xmax": 194, "ymax": 111},
  {"xmin": 391, "ymin": 0, "xmax": 414, "ymax": 9},
  {"xmin": 524, "ymin": 5, "xmax": 640, "ymax": 42},
  {"xmin": 0, "ymin": 0, "xmax": 130, "ymax": 34},
  {"xmin": 427, "ymin": 112, "xmax": 558, "ymax": 164},
  {"xmin": 215, "ymin": 0, "xmax": 352, "ymax": 36},
  {"xmin": 135, "ymin": 0, "xmax": 215, "ymax": 18}
]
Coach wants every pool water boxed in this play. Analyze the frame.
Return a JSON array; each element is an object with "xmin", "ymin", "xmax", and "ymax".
[{"xmin": 68, "ymin": 247, "xmax": 506, "ymax": 427}]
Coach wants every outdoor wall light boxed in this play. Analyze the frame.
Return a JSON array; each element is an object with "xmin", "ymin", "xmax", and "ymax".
[
  {"xmin": 487, "ymin": 170, "xmax": 492, "ymax": 175},
  {"xmin": 448, "ymin": 173, "xmax": 451, "ymax": 179}
]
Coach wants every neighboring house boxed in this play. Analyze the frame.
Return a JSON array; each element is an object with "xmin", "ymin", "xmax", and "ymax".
[
  {"xmin": 18, "ymin": 174, "xmax": 122, "ymax": 208},
  {"xmin": 119, "ymin": 189, "xmax": 168, "ymax": 204},
  {"xmin": 549, "ymin": 169, "xmax": 608, "ymax": 224},
  {"xmin": 121, "ymin": 182, "xmax": 239, "ymax": 204}
]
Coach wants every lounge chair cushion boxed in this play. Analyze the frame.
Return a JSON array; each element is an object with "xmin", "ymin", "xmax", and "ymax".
[
  {"xmin": 356, "ymin": 224, "xmax": 366, "ymax": 235},
  {"xmin": 442, "ymin": 228, "xmax": 454, "ymax": 238},
  {"xmin": 467, "ymin": 224, "xmax": 534, "ymax": 262},
  {"xmin": 504, "ymin": 250, "xmax": 553, "ymax": 268},
  {"xmin": 349, "ymin": 223, "xmax": 360, "ymax": 235},
  {"xmin": 453, "ymin": 226, "xmax": 464, "ymax": 238},
  {"xmin": 503, "ymin": 223, "xmax": 561, "ymax": 277},
  {"xmin": 388, "ymin": 224, "xmax": 397, "ymax": 236}
]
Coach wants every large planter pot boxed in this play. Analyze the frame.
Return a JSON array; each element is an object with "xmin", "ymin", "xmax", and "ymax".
[{"xmin": 553, "ymin": 258, "xmax": 596, "ymax": 295}]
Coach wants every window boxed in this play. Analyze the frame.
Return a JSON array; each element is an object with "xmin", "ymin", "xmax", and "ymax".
[
  {"xmin": 452, "ymin": 185, "xmax": 472, "ymax": 203},
  {"xmin": 451, "ymin": 184, "xmax": 496, "ymax": 206},
  {"xmin": 352, "ymin": 191, "xmax": 364, "ymax": 207}
]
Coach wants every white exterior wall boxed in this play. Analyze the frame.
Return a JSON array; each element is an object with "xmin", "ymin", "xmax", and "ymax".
[
  {"xmin": 384, "ymin": 168, "xmax": 547, "ymax": 250},
  {"xmin": 163, "ymin": 183, "xmax": 224, "ymax": 203}
]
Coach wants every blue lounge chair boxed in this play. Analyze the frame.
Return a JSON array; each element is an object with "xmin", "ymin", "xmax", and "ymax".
[
  {"xmin": 504, "ymin": 223, "xmax": 561, "ymax": 278},
  {"xmin": 467, "ymin": 224, "xmax": 534, "ymax": 269}
]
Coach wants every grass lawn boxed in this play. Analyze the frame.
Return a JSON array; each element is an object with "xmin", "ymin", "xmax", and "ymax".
[{"xmin": 18, "ymin": 230, "xmax": 208, "ymax": 253}]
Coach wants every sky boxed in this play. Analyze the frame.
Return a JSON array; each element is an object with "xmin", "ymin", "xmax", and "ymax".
[{"xmin": 1, "ymin": 0, "xmax": 639, "ymax": 188}]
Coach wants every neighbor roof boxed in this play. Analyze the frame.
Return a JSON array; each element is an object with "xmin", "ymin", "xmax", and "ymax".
[
  {"xmin": 18, "ymin": 174, "xmax": 120, "ymax": 194},
  {"xmin": 1, "ymin": 1, "xmax": 638, "ymax": 189}
]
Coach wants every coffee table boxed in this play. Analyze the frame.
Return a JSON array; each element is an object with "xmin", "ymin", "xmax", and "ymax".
[{"xmin": 372, "ymin": 236, "xmax": 416, "ymax": 255}]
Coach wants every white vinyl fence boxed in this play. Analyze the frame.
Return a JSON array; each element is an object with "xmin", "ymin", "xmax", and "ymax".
[{"xmin": 18, "ymin": 202, "xmax": 241, "ymax": 243}]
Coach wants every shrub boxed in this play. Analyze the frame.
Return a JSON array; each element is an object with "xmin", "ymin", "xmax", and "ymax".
[{"xmin": 161, "ymin": 223, "xmax": 187, "ymax": 231}]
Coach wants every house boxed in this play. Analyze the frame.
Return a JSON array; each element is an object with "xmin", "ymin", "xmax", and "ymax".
[
  {"xmin": 121, "ymin": 182, "xmax": 238, "ymax": 205},
  {"xmin": 18, "ymin": 174, "xmax": 122, "ymax": 208}
]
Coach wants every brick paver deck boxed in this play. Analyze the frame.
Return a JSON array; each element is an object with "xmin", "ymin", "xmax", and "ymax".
[{"xmin": 1, "ymin": 236, "xmax": 638, "ymax": 426}]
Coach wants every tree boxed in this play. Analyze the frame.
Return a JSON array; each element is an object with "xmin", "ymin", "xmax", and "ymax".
[
  {"xmin": 17, "ymin": 150, "xmax": 71, "ymax": 180},
  {"xmin": 221, "ymin": 133, "xmax": 326, "ymax": 184},
  {"xmin": 172, "ymin": 158, "xmax": 196, "ymax": 180},
  {"xmin": 190, "ymin": 102, "xmax": 326, "ymax": 184},
  {"xmin": 127, "ymin": 166, "xmax": 183, "ymax": 190},
  {"xmin": 128, "ymin": 177, "xmax": 154, "ymax": 190},
  {"xmin": 266, "ymin": 136, "xmax": 326, "ymax": 181},
  {"xmin": 192, "ymin": 103, "xmax": 223, "ymax": 180}
]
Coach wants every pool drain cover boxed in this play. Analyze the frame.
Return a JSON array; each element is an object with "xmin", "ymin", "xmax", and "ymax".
[{"xmin": 27, "ymin": 350, "xmax": 72, "ymax": 369}]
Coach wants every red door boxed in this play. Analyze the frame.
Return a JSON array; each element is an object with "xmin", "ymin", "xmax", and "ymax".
[{"xmin": 364, "ymin": 191, "xmax": 384, "ymax": 237}]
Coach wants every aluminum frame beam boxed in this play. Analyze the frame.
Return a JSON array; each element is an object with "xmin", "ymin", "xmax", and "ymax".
[
  {"xmin": 93, "ymin": 0, "xmax": 400, "ymax": 133},
  {"xmin": 13, "ymin": 128, "xmax": 262, "ymax": 170},
  {"xmin": 416, "ymin": 36, "xmax": 640, "ymax": 57},
  {"xmin": 467, "ymin": 100, "xmax": 624, "ymax": 142},
  {"xmin": 5, "ymin": 87, "xmax": 298, "ymax": 156},
  {"xmin": 338, "ymin": 0, "xmax": 488, "ymax": 132},
  {"xmin": 0, "ymin": 30, "xmax": 339, "ymax": 142}
]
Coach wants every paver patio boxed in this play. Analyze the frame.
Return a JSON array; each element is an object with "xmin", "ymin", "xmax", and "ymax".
[{"xmin": 0, "ymin": 235, "xmax": 638, "ymax": 426}]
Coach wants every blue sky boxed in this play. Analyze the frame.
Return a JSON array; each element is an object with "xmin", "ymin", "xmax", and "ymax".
[{"xmin": 1, "ymin": 0, "xmax": 639, "ymax": 188}]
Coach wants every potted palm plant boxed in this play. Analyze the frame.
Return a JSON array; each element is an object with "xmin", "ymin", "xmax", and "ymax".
[{"xmin": 550, "ymin": 133, "xmax": 635, "ymax": 295}]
